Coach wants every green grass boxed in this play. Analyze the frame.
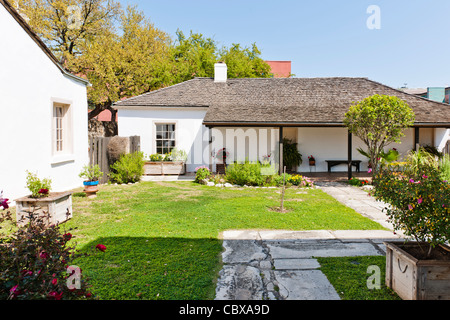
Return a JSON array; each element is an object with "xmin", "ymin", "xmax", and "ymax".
[
  {"xmin": 318, "ymin": 256, "xmax": 400, "ymax": 300},
  {"xmin": 59, "ymin": 181, "xmax": 386, "ymax": 300}
]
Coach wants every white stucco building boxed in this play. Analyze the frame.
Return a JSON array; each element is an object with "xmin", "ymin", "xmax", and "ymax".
[
  {"xmin": 0, "ymin": 0, "xmax": 90, "ymax": 202},
  {"xmin": 115, "ymin": 63, "xmax": 450, "ymax": 176}
]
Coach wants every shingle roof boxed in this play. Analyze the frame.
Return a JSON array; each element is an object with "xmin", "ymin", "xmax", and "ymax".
[{"xmin": 113, "ymin": 77, "xmax": 450, "ymax": 127}]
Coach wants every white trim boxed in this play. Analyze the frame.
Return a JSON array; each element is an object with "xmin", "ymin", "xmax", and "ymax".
[{"xmin": 51, "ymin": 97, "xmax": 74, "ymax": 158}]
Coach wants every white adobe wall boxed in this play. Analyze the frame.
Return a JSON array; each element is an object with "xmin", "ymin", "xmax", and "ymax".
[
  {"xmin": 435, "ymin": 128, "xmax": 450, "ymax": 152},
  {"xmin": 117, "ymin": 108, "xmax": 209, "ymax": 172},
  {"xmin": 296, "ymin": 127, "xmax": 416, "ymax": 173},
  {"xmin": 0, "ymin": 5, "xmax": 89, "ymax": 202}
]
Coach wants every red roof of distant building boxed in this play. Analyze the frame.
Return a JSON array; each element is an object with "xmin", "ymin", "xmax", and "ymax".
[
  {"xmin": 266, "ymin": 61, "xmax": 292, "ymax": 78},
  {"xmin": 89, "ymin": 109, "xmax": 117, "ymax": 122}
]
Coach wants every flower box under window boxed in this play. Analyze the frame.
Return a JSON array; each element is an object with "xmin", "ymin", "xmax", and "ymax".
[{"xmin": 144, "ymin": 161, "xmax": 186, "ymax": 176}]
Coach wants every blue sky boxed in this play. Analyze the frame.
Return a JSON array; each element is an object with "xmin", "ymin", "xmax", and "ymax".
[{"xmin": 119, "ymin": 0, "xmax": 450, "ymax": 89}]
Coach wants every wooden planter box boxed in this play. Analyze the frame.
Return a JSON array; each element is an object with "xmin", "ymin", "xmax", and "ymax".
[
  {"xmin": 15, "ymin": 192, "xmax": 73, "ymax": 227},
  {"xmin": 385, "ymin": 241, "xmax": 450, "ymax": 300},
  {"xmin": 144, "ymin": 161, "xmax": 186, "ymax": 175}
]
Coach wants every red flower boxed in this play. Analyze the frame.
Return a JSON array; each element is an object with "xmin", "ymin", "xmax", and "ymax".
[
  {"xmin": 0, "ymin": 198, "xmax": 9, "ymax": 209},
  {"xmin": 38, "ymin": 189, "xmax": 49, "ymax": 195},
  {"xmin": 48, "ymin": 291, "xmax": 63, "ymax": 300},
  {"xmin": 96, "ymin": 244, "xmax": 106, "ymax": 252},
  {"xmin": 52, "ymin": 278, "xmax": 58, "ymax": 286},
  {"xmin": 39, "ymin": 251, "xmax": 49, "ymax": 260},
  {"xmin": 63, "ymin": 233, "xmax": 73, "ymax": 241}
]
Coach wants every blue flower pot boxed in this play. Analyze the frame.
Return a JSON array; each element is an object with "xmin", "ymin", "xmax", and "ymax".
[{"xmin": 83, "ymin": 180, "xmax": 99, "ymax": 186}]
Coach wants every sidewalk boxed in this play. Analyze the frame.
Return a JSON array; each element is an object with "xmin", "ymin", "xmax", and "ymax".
[{"xmin": 215, "ymin": 182, "xmax": 404, "ymax": 300}]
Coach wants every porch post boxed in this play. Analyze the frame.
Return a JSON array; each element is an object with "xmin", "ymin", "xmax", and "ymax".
[
  {"xmin": 279, "ymin": 126, "xmax": 284, "ymax": 174},
  {"xmin": 348, "ymin": 131, "xmax": 352, "ymax": 180},
  {"xmin": 414, "ymin": 127, "xmax": 420, "ymax": 151}
]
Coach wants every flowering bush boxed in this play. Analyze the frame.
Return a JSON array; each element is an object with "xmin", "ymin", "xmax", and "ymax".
[
  {"xmin": 0, "ymin": 203, "xmax": 94, "ymax": 300},
  {"xmin": 373, "ymin": 162, "xmax": 449, "ymax": 254},
  {"xmin": 347, "ymin": 177, "xmax": 370, "ymax": 187},
  {"xmin": 195, "ymin": 166, "xmax": 211, "ymax": 183},
  {"xmin": 289, "ymin": 175, "xmax": 314, "ymax": 187}
]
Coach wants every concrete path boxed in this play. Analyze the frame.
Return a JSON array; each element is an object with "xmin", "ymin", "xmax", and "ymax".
[{"xmin": 215, "ymin": 182, "xmax": 405, "ymax": 300}]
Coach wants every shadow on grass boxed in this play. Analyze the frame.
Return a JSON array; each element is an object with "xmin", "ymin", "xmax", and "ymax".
[{"xmin": 74, "ymin": 236, "xmax": 223, "ymax": 300}]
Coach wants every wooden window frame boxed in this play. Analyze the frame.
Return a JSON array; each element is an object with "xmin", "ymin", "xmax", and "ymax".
[{"xmin": 153, "ymin": 121, "xmax": 177, "ymax": 155}]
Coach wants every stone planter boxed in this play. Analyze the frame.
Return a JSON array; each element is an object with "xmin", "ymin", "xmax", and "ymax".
[
  {"xmin": 144, "ymin": 161, "xmax": 186, "ymax": 175},
  {"xmin": 384, "ymin": 241, "xmax": 450, "ymax": 300},
  {"xmin": 15, "ymin": 192, "xmax": 73, "ymax": 227}
]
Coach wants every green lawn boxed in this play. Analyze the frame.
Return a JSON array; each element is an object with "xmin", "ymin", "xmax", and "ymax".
[
  {"xmin": 318, "ymin": 256, "xmax": 401, "ymax": 300},
  {"xmin": 61, "ymin": 181, "xmax": 385, "ymax": 300}
]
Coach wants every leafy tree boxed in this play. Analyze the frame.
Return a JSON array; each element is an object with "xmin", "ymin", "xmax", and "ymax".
[
  {"xmin": 169, "ymin": 30, "xmax": 272, "ymax": 84},
  {"xmin": 69, "ymin": 5, "xmax": 172, "ymax": 120},
  {"xmin": 344, "ymin": 94, "xmax": 415, "ymax": 174},
  {"xmin": 16, "ymin": 1, "xmax": 272, "ymax": 121},
  {"xmin": 219, "ymin": 43, "xmax": 272, "ymax": 78},
  {"xmin": 14, "ymin": 0, "xmax": 121, "ymax": 59}
]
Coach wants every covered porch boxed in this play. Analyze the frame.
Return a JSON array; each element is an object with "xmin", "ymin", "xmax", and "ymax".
[{"xmin": 206, "ymin": 124, "xmax": 450, "ymax": 180}]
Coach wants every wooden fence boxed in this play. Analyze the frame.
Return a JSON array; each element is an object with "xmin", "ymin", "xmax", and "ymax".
[{"xmin": 89, "ymin": 136, "xmax": 141, "ymax": 184}]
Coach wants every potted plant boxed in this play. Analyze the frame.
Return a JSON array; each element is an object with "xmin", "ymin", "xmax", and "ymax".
[
  {"xmin": 79, "ymin": 164, "xmax": 103, "ymax": 198},
  {"xmin": 15, "ymin": 171, "xmax": 72, "ymax": 226},
  {"xmin": 282, "ymin": 139, "xmax": 302, "ymax": 172},
  {"xmin": 373, "ymin": 158, "xmax": 450, "ymax": 300},
  {"xmin": 308, "ymin": 155, "xmax": 316, "ymax": 166}
]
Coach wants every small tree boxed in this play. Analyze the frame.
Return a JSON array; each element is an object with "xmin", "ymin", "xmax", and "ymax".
[{"xmin": 344, "ymin": 94, "xmax": 415, "ymax": 174}]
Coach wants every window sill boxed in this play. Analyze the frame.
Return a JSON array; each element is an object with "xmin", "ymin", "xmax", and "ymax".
[{"xmin": 51, "ymin": 154, "xmax": 75, "ymax": 165}]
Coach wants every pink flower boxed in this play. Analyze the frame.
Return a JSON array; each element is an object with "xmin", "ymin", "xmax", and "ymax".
[
  {"xmin": 408, "ymin": 204, "xmax": 413, "ymax": 211},
  {"xmin": 10, "ymin": 285, "xmax": 19, "ymax": 295},
  {"xmin": 96, "ymin": 244, "xmax": 107, "ymax": 252},
  {"xmin": 417, "ymin": 198, "xmax": 423, "ymax": 204},
  {"xmin": 368, "ymin": 168, "xmax": 372, "ymax": 173},
  {"xmin": 409, "ymin": 179, "xmax": 415, "ymax": 183},
  {"xmin": 52, "ymin": 278, "xmax": 58, "ymax": 286},
  {"xmin": 422, "ymin": 175, "xmax": 428, "ymax": 179}
]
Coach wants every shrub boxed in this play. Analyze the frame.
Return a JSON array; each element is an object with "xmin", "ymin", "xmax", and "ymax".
[
  {"xmin": 25, "ymin": 171, "xmax": 52, "ymax": 198},
  {"xmin": 0, "ymin": 207, "xmax": 93, "ymax": 300},
  {"xmin": 373, "ymin": 162, "xmax": 450, "ymax": 254},
  {"xmin": 225, "ymin": 161, "xmax": 268, "ymax": 186},
  {"xmin": 109, "ymin": 152, "xmax": 145, "ymax": 184},
  {"xmin": 438, "ymin": 154, "xmax": 450, "ymax": 182},
  {"xmin": 195, "ymin": 166, "xmax": 211, "ymax": 183}
]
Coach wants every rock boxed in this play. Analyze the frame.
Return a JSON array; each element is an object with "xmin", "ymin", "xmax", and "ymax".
[
  {"xmin": 224, "ymin": 183, "xmax": 233, "ymax": 188},
  {"xmin": 206, "ymin": 181, "xmax": 215, "ymax": 187}
]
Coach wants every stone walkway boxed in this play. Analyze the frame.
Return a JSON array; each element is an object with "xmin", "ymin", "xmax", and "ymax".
[{"xmin": 215, "ymin": 182, "xmax": 405, "ymax": 300}]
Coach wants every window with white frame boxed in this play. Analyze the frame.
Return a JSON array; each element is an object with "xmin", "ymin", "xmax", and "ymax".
[
  {"xmin": 155, "ymin": 123, "xmax": 176, "ymax": 154},
  {"xmin": 52, "ymin": 102, "xmax": 72, "ymax": 155}
]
